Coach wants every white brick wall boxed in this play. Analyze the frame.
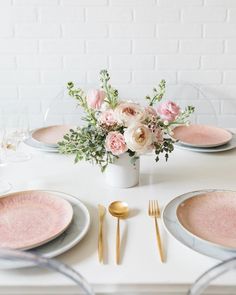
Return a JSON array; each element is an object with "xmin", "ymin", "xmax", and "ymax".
[{"xmin": 0, "ymin": 0, "xmax": 235, "ymax": 127}]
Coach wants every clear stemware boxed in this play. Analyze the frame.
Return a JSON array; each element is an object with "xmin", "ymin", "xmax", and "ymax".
[
  {"xmin": 0, "ymin": 111, "xmax": 12, "ymax": 194},
  {"xmin": 3, "ymin": 104, "xmax": 31, "ymax": 163}
]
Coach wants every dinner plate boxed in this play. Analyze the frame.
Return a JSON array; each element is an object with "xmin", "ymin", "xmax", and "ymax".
[
  {"xmin": 177, "ymin": 191, "xmax": 236, "ymax": 250},
  {"xmin": 0, "ymin": 191, "xmax": 73, "ymax": 250},
  {"xmin": 31, "ymin": 125, "xmax": 72, "ymax": 148},
  {"xmin": 163, "ymin": 189, "xmax": 236, "ymax": 261},
  {"xmin": 0, "ymin": 190, "xmax": 90, "ymax": 269},
  {"xmin": 172, "ymin": 125, "xmax": 232, "ymax": 148},
  {"xmin": 174, "ymin": 132, "xmax": 236, "ymax": 153}
]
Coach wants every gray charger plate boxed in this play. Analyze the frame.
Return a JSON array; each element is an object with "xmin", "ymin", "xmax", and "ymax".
[
  {"xmin": 24, "ymin": 135, "xmax": 59, "ymax": 153},
  {"xmin": 162, "ymin": 189, "xmax": 236, "ymax": 261},
  {"xmin": 0, "ymin": 190, "xmax": 90, "ymax": 269},
  {"xmin": 174, "ymin": 133, "xmax": 236, "ymax": 153}
]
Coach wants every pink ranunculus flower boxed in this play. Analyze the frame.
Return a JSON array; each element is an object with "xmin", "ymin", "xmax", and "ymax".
[
  {"xmin": 87, "ymin": 89, "xmax": 106, "ymax": 109},
  {"xmin": 157, "ymin": 100, "xmax": 180, "ymax": 122},
  {"xmin": 105, "ymin": 131, "xmax": 128, "ymax": 156},
  {"xmin": 99, "ymin": 109, "xmax": 117, "ymax": 126}
]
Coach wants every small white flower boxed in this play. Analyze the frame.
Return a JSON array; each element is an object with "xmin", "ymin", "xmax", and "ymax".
[{"xmin": 164, "ymin": 120, "xmax": 169, "ymax": 126}]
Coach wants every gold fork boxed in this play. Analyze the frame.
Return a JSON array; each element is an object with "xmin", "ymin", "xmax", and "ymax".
[{"xmin": 148, "ymin": 200, "xmax": 165, "ymax": 263}]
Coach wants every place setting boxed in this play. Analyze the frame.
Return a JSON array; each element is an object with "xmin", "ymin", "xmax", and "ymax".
[
  {"xmin": 163, "ymin": 189, "xmax": 236, "ymax": 261},
  {"xmin": 0, "ymin": 190, "xmax": 90, "ymax": 269},
  {"xmin": 172, "ymin": 124, "xmax": 236, "ymax": 153},
  {"xmin": 2, "ymin": 188, "xmax": 236, "ymax": 270},
  {"xmin": 97, "ymin": 189, "xmax": 236, "ymax": 266},
  {"xmin": 25, "ymin": 125, "xmax": 74, "ymax": 153}
]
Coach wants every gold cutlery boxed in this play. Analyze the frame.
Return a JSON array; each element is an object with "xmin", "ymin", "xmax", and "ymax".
[
  {"xmin": 148, "ymin": 200, "xmax": 165, "ymax": 263},
  {"xmin": 98, "ymin": 204, "xmax": 106, "ymax": 263},
  {"xmin": 108, "ymin": 201, "xmax": 129, "ymax": 265}
]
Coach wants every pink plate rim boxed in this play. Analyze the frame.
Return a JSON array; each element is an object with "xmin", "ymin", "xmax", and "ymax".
[
  {"xmin": 176, "ymin": 190, "xmax": 236, "ymax": 251},
  {"xmin": 31, "ymin": 125, "xmax": 73, "ymax": 146},
  {"xmin": 172, "ymin": 124, "xmax": 233, "ymax": 148},
  {"xmin": 0, "ymin": 190, "xmax": 74, "ymax": 250}
]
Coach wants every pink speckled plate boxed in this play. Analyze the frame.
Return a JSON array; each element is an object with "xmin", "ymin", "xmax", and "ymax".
[
  {"xmin": 32, "ymin": 125, "xmax": 72, "ymax": 146},
  {"xmin": 172, "ymin": 125, "xmax": 232, "ymax": 148},
  {"xmin": 0, "ymin": 190, "xmax": 73, "ymax": 250},
  {"xmin": 177, "ymin": 191, "xmax": 236, "ymax": 249}
]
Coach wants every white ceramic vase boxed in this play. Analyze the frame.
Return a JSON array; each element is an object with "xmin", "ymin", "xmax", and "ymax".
[{"xmin": 104, "ymin": 153, "xmax": 140, "ymax": 188}]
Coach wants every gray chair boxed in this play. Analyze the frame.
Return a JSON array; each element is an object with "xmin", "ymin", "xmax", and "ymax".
[{"xmin": 0, "ymin": 248, "xmax": 94, "ymax": 295}]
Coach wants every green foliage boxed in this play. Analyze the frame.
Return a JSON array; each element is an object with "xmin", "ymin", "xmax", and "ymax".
[
  {"xmin": 154, "ymin": 138, "xmax": 174, "ymax": 162},
  {"xmin": 58, "ymin": 126, "xmax": 116, "ymax": 172},
  {"xmin": 168, "ymin": 105, "xmax": 195, "ymax": 126},
  {"xmin": 145, "ymin": 79, "xmax": 166, "ymax": 106},
  {"xmin": 67, "ymin": 82, "xmax": 97, "ymax": 125},
  {"xmin": 100, "ymin": 69, "xmax": 119, "ymax": 109}
]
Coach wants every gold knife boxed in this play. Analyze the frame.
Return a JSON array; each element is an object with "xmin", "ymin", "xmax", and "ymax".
[{"xmin": 98, "ymin": 204, "xmax": 106, "ymax": 263}]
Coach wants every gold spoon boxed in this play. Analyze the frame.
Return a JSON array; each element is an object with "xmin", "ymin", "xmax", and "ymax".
[{"xmin": 108, "ymin": 201, "xmax": 129, "ymax": 265}]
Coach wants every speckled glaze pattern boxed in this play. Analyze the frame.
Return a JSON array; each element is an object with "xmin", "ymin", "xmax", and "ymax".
[
  {"xmin": 163, "ymin": 189, "xmax": 236, "ymax": 261},
  {"xmin": 172, "ymin": 125, "xmax": 232, "ymax": 148},
  {"xmin": 0, "ymin": 190, "xmax": 73, "ymax": 250},
  {"xmin": 0, "ymin": 190, "xmax": 90, "ymax": 269},
  {"xmin": 177, "ymin": 191, "xmax": 236, "ymax": 249}
]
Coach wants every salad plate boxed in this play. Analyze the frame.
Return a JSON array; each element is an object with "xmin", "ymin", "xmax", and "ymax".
[
  {"xmin": 163, "ymin": 189, "xmax": 236, "ymax": 261},
  {"xmin": 0, "ymin": 190, "xmax": 73, "ymax": 250},
  {"xmin": 31, "ymin": 125, "xmax": 72, "ymax": 148},
  {"xmin": 0, "ymin": 190, "xmax": 90, "ymax": 269},
  {"xmin": 172, "ymin": 125, "xmax": 232, "ymax": 148},
  {"xmin": 177, "ymin": 191, "xmax": 236, "ymax": 250},
  {"xmin": 174, "ymin": 133, "xmax": 236, "ymax": 153}
]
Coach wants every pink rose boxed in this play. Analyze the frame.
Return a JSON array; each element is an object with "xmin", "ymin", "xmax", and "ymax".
[
  {"xmin": 87, "ymin": 89, "xmax": 106, "ymax": 109},
  {"xmin": 99, "ymin": 109, "xmax": 117, "ymax": 126},
  {"xmin": 105, "ymin": 131, "xmax": 128, "ymax": 156},
  {"xmin": 157, "ymin": 100, "xmax": 180, "ymax": 122}
]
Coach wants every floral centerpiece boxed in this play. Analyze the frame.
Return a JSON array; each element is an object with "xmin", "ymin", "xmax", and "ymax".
[{"xmin": 59, "ymin": 70, "xmax": 194, "ymax": 187}]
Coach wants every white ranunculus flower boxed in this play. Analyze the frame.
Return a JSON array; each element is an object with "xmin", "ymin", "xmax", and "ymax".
[
  {"xmin": 124, "ymin": 123, "xmax": 153, "ymax": 154},
  {"xmin": 114, "ymin": 102, "xmax": 144, "ymax": 127}
]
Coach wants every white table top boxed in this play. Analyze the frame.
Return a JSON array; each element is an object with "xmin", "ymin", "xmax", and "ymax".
[{"xmin": 0, "ymin": 135, "xmax": 236, "ymax": 294}]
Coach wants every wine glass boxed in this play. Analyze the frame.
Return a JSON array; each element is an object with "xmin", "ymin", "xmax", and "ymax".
[
  {"xmin": 3, "ymin": 104, "xmax": 31, "ymax": 162},
  {"xmin": 0, "ymin": 111, "xmax": 12, "ymax": 194}
]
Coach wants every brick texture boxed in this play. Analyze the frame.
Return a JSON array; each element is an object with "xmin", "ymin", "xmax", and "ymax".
[{"xmin": 0, "ymin": 0, "xmax": 235, "ymax": 127}]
